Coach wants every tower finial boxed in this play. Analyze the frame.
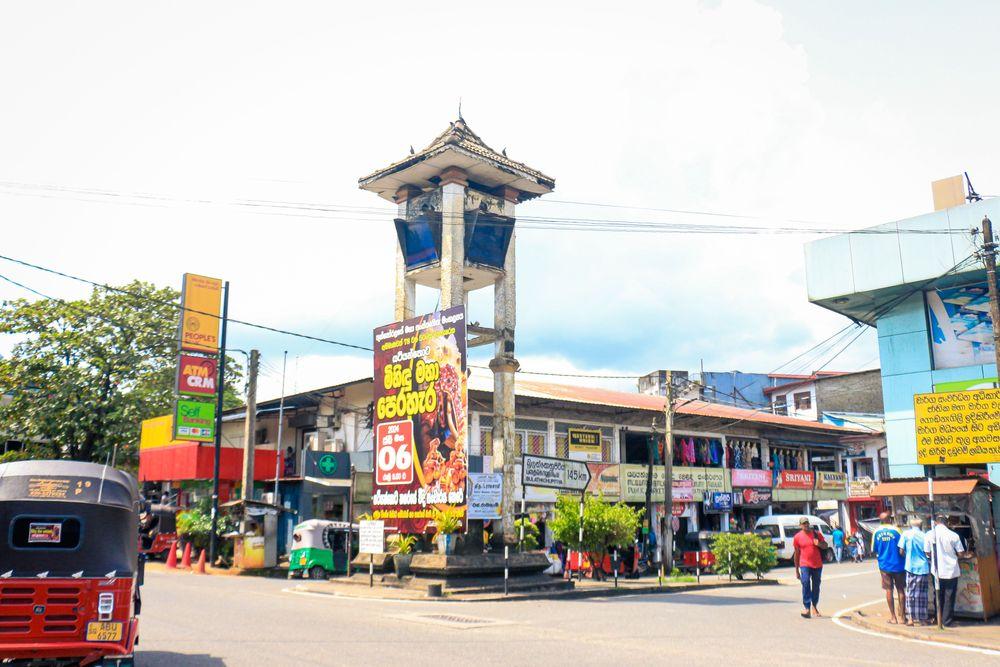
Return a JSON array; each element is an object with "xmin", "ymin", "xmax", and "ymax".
[{"xmin": 458, "ymin": 97, "xmax": 463, "ymax": 121}]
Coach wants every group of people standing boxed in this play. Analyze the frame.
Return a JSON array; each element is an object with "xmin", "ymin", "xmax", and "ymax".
[
  {"xmin": 793, "ymin": 511, "xmax": 969, "ymax": 627},
  {"xmin": 872, "ymin": 511, "xmax": 969, "ymax": 627}
]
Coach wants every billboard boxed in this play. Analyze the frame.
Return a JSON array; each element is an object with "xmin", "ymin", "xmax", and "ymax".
[
  {"xmin": 371, "ymin": 306, "xmax": 467, "ymax": 533},
  {"xmin": 926, "ymin": 283, "xmax": 995, "ymax": 370},
  {"xmin": 914, "ymin": 389, "xmax": 1000, "ymax": 465},
  {"xmin": 567, "ymin": 428, "xmax": 602, "ymax": 461},
  {"xmin": 179, "ymin": 273, "xmax": 223, "ymax": 353}
]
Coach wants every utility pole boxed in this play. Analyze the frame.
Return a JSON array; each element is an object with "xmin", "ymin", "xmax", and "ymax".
[
  {"xmin": 272, "ymin": 351, "xmax": 288, "ymax": 503},
  {"xmin": 240, "ymin": 349, "xmax": 260, "ymax": 512},
  {"xmin": 980, "ymin": 217, "xmax": 1000, "ymax": 375},
  {"xmin": 661, "ymin": 370, "xmax": 674, "ymax": 576},
  {"xmin": 208, "ymin": 281, "xmax": 229, "ymax": 565}
]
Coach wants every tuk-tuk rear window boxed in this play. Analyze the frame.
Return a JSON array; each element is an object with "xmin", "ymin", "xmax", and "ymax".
[{"xmin": 10, "ymin": 516, "xmax": 81, "ymax": 550}]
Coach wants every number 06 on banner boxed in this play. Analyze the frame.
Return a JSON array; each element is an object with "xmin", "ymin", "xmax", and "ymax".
[{"xmin": 375, "ymin": 420, "xmax": 414, "ymax": 485}]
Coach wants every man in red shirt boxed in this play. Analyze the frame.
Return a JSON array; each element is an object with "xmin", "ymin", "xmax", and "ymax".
[{"xmin": 793, "ymin": 517, "xmax": 826, "ymax": 619}]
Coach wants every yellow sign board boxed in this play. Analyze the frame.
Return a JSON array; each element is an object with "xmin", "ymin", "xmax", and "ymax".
[
  {"xmin": 567, "ymin": 428, "xmax": 602, "ymax": 457},
  {"xmin": 180, "ymin": 273, "xmax": 223, "ymax": 353},
  {"xmin": 914, "ymin": 389, "xmax": 1000, "ymax": 465},
  {"xmin": 140, "ymin": 414, "xmax": 182, "ymax": 450}
]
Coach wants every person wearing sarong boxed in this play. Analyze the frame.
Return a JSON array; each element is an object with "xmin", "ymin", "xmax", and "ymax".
[{"xmin": 899, "ymin": 516, "xmax": 931, "ymax": 625}]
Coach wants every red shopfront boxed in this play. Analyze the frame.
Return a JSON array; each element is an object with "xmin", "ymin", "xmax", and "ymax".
[
  {"xmin": 139, "ymin": 442, "xmax": 277, "ymax": 505},
  {"xmin": 845, "ymin": 477, "xmax": 884, "ymax": 534}
]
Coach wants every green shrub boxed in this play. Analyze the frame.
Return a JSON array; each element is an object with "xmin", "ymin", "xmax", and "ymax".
[
  {"xmin": 514, "ymin": 518, "xmax": 540, "ymax": 551},
  {"xmin": 550, "ymin": 495, "xmax": 642, "ymax": 553},
  {"xmin": 711, "ymin": 532, "xmax": 777, "ymax": 580}
]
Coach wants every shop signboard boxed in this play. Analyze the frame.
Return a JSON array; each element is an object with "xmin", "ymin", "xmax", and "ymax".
[
  {"xmin": 704, "ymin": 491, "xmax": 733, "ymax": 513},
  {"xmin": 567, "ymin": 428, "xmax": 602, "ymax": 461},
  {"xmin": 522, "ymin": 454, "xmax": 591, "ymax": 492},
  {"xmin": 815, "ymin": 471, "xmax": 847, "ymax": 491},
  {"xmin": 372, "ymin": 306, "xmax": 468, "ymax": 533},
  {"xmin": 777, "ymin": 470, "xmax": 814, "ymax": 490},
  {"xmin": 914, "ymin": 389, "xmax": 1000, "ymax": 465},
  {"xmin": 179, "ymin": 273, "xmax": 223, "ymax": 353},
  {"xmin": 176, "ymin": 353, "xmax": 218, "ymax": 398},
  {"xmin": 467, "ymin": 473, "xmax": 503, "ymax": 520},
  {"xmin": 620, "ymin": 465, "xmax": 727, "ymax": 502},
  {"xmin": 585, "ymin": 463, "xmax": 621, "ymax": 499},
  {"xmin": 172, "ymin": 399, "xmax": 216, "ymax": 442},
  {"xmin": 730, "ymin": 468, "xmax": 771, "ymax": 487},
  {"xmin": 848, "ymin": 477, "xmax": 875, "ymax": 498},
  {"xmin": 737, "ymin": 488, "xmax": 771, "ymax": 507},
  {"xmin": 359, "ymin": 520, "xmax": 385, "ymax": 555}
]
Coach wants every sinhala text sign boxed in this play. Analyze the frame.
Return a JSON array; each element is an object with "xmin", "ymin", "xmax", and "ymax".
[
  {"xmin": 522, "ymin": 454, "xmax": 591, "ymax": 492},
  {"xmin": 372, "ymin": 306, "xmax": 468, "ymax": 533},
  {"xmin": 914, "ymin": 389, "xmax": 1000, "ymax": 465}
]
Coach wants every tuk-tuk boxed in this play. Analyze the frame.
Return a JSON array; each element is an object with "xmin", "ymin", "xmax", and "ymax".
[
  {"xmin": 138, "ymin": 503, "xmax": 178, "ymax": 561},
  {"xmin": 0, "ymin": 460, "xmax": 142, "ymax": 666},
  {"xmin": 288, "ymin": 520, "xmax": 357, "ymax": 580}
]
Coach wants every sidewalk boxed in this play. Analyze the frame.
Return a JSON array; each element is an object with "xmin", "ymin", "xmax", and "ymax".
[
  {"xmin": 294, "ymin": 572, "xmax": 778, "ymax": 602},
  {"xmin": 845, "ymin": 601, "xmax": 1000, "ymax": 652}
]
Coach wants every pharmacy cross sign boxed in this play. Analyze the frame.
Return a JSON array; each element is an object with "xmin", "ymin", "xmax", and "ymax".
[{"xmin": 318, "ymin": 454, "xmax": 338, "ymax": 476}]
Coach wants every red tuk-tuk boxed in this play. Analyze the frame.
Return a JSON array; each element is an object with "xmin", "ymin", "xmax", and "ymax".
[
  {"xmin": 138, "ymin": 503, "xmax": 178, "ymax": 561},
  {"xmin": 0, "ymin": 460, "xmax": 143, "ymax": 666}
]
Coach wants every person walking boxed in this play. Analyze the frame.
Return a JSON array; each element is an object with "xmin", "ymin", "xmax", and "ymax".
[
  {"xmin": 872, "ymin": 512, "xmax": 907, "ymax": 624},
  {"xmin": 924, "ymin": 514, "xmax": 969, "ymax": 627},
  {"xmin": 898, "ymin": 516, "xmax": 930, "ymax": 626},
  {"xmin": 793, "ymin": 517, "xmax": 826, "ymax": 619},
  {"xmin": 832, "ymin": 525, "xmax": 845, "ymax": 564}
]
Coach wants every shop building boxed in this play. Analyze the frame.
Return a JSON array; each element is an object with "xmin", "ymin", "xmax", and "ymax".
[{"xmin": 804, "ymin": 190, "xmax": 1000, "ymax": 484}]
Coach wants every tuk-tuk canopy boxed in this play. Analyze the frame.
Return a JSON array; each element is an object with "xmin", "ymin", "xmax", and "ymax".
[
  {"xmin": 0, "ymin": 460, "xmax": 139, "ymax": 578},
  {"xmin": 0, "ymin": 459, "xmax": 139, "ymax": 509},
  {"xmin": 292, "ymin": 519, "xmax": 356, "ymax": 550}
]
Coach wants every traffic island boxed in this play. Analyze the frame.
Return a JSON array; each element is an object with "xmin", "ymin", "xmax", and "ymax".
[{"xmin": 844, "ymin": 602, "xmax": 1000, "ymax": 652}]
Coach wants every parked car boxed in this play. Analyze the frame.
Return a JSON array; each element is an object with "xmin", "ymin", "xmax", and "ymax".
[{"xmin": 754, "ymin": 514, "xmax": 834, "ymax": 563}]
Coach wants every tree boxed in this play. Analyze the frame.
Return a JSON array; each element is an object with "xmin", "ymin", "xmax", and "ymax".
[
  {"xmin": 550, "ymin": 494, "xmax": 642, "ymax": 576},
  {"xmin": 711, "ymin": 532, "xmax": 777, "ymax": 580},
  {"xmin": 0, "ymin": 281, "xmax": 243, "ymax": 465}
]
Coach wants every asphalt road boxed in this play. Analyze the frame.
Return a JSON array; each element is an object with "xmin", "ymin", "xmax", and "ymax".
[{"xmin": 136, "ymin": 560, "xmax": 998, "ymax": 666}]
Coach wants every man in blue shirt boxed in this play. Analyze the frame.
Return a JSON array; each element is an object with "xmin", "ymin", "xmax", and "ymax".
[
  {"xmin": 898, "ymin": 516, "xmax": 930, "ymax": 626},
  {"xmin": 872, "ymin": 511, "xmax": 907, "ymax": 624},
  {"xmin": 832, "ymin": 526, "xmax": 845, "ymax": 563}
]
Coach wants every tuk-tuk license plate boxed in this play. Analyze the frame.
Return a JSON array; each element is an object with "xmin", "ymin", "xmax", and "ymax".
[{"xmin": 86, "ymin": 621, "xmax": 123, "ymax": 642}]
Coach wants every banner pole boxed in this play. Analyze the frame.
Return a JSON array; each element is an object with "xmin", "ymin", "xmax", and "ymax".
[{"xmin": 208, "ymin": 280, "xmax": 229, "ymax": 565}]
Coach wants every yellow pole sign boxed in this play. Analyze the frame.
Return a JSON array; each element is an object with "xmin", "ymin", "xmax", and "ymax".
[
  {"xmin": 914, "ymin": 389, "xmax": 1000, "ymax": 464},
  {"xmin": 179, "ymin": 273, "xmax": 223, "ymax": 353}
]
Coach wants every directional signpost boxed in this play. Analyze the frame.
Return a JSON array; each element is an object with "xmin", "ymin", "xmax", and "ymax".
[{"xmin": 522, "ymin": 455, "xmax": 592, "ymax": 580}]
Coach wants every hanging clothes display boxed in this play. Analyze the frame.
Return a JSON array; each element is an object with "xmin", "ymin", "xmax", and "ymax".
[
  {"xmin": 751, "ymin": 444, "xmax": 761, "ymax": 469},
  {"xmin": 682, "ymin": 437, "xmax": 696, "ymax": 466}
]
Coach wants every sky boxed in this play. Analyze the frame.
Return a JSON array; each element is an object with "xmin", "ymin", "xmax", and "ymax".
[{"xmin": 2, "ymin": 0, "xmax": 999, "ymax": 401}]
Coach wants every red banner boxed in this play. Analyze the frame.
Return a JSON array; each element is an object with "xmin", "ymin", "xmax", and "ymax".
[{"xmin": 778, "ymin": 470, "xmax": 815, "ymax": 489}]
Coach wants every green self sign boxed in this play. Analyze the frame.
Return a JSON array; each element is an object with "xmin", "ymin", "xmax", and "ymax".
[{"xmin": 173, "ymin": 399, "xmax": 216, "ymax": 442}]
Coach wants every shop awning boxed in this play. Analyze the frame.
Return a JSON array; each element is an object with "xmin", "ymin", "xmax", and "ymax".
[{"xmin": 871, "ymin": 479, "xmax": 979, "ymax": 497}]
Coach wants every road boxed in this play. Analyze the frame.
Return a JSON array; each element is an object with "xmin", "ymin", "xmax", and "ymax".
[{"xmin": 136, "ymin": 561, "xmax": 997, "ymax": 666}]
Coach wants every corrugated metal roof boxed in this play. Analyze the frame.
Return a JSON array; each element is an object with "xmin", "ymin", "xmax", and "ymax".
[
  {"xmin": 871, "ymin": 478, "xmax": 980, "ymax": 497},
  {"xmin": 469, "ymin": 375, "xmax": 865, "ymax": 434}
]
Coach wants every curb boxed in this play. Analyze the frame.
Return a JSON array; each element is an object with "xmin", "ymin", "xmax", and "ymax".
[
  {"xmin": 847, "ymin": 613, "xmax": 1000, "ymax": 652},
  {"xmin": 294, "ymin": 577, "xmax": 778, "ymax": 603}
]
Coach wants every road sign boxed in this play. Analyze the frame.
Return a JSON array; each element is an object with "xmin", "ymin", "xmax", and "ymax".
[
  {"xmin": 914, "ymin": 389, "xmax": 1000, "ymax": 464},
  {"xmin": 359, "ymin": 520, "xmax": 384, "ymax": 554},
  {"xmin": 522, "ymin": 454, "xmax": 591, "ymax": 492}
]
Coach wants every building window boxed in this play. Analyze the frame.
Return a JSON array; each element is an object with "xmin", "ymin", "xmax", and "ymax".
[
  {"xmin": 793, "ymin": 392, "xmax": 812, "ymax": 410},
  {"xmin": 773, "ymin": 395, "xmax": 787, "ymax": 415}
]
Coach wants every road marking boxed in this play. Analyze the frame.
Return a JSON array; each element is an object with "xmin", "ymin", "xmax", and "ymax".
[
  {"xmin": 831, "ymin": 598, "xmax": 1000, "ymax": 656},
  {"xmin": 282, "ymin": 587, "xmax": 442, "ymax": 606},
  {"xmin": 777, "ymin": 570, "xmax": 876, "ymax": 584}
]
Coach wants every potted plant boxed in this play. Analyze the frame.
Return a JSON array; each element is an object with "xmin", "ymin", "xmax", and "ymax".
[
  {"xmin": 432, "ymin": 509, "xmax": 460, "ymax": 554},
  {"xmin": 392, "ymin": 535, "xmax": 418, "ymax": 577}
]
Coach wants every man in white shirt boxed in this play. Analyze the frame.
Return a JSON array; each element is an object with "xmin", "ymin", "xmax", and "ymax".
[{"xmin": 924, "ymin": 514, "xmax": 969, "ymax": 627}]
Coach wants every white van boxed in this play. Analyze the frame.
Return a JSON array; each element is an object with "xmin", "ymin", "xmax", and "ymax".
[{"xmin": 754, "ymin": 514, "xmax": 835, "ymax": 562}]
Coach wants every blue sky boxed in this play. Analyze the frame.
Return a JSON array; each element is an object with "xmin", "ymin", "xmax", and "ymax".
[{"xmin": 1, "ymin": 1, "xmax": 998, "ymax": 398}]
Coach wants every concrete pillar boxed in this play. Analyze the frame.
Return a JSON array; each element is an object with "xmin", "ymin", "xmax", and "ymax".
[
  {"xmin": 439, "ymin": 168, "xmax": 467, "ymax": 309},
  {"xmin": 492, "ymin": 192, "xmax": 519, "ymax": 545},
  {"xmin": 393, "ymin": 186, "xmax": 418, "ymax": 321}
]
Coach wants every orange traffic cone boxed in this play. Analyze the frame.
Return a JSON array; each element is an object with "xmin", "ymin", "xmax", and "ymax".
[
  {"xmin": 165, "ymin": 542, "xmax": 178, "ymax": 569},
  {"xmin": 180, "ymin": 542, "xmax": 192, "ymax": 569},
  {"xmin": 195, "ymin": 549, "xmax": 207, "ymax": 574}
]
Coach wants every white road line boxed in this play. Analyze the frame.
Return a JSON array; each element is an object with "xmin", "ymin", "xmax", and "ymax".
[
  {"xmin": 777, "ymin": 570, "xmax": 875, "ymax": 584},
  {"xmin": 831, "ymin": 598, "xmax": 1000, "ymax": 656},
  {"xmin": 282, "ymin": 587, "xmax": 443, "ymax": 605}
]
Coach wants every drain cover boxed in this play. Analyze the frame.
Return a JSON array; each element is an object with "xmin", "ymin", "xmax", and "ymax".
[{"xmin": 390, "ymin": 613, "xmax": 508, "ymax": 630}]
